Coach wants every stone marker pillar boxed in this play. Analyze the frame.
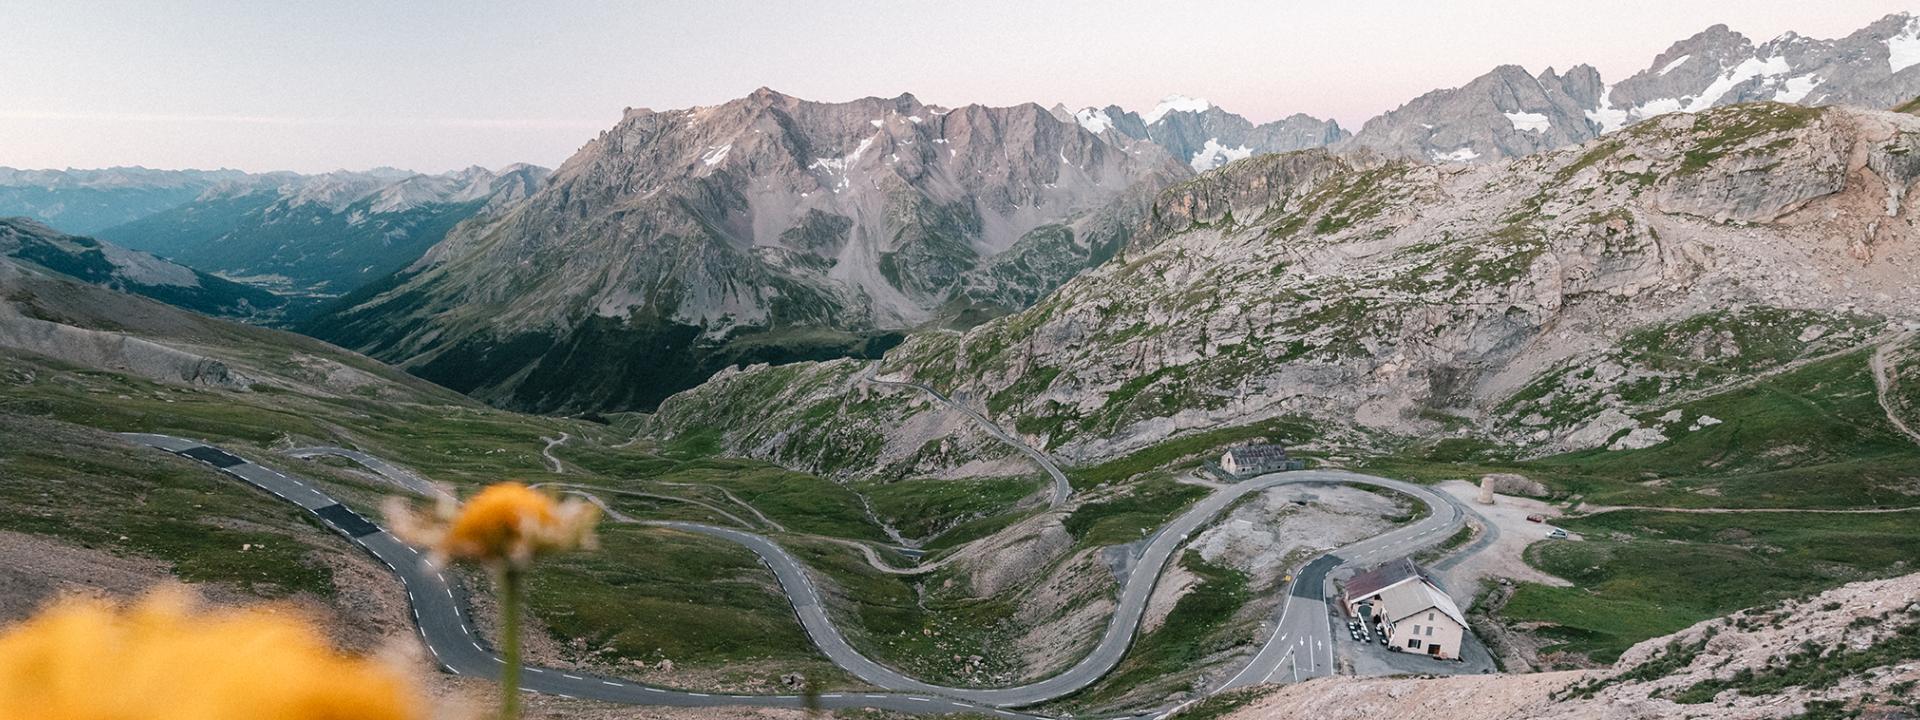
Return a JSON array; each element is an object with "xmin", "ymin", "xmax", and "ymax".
[{"xmin": 1476, "ymin": 476, "xmax": 1496, "ymax": 505}]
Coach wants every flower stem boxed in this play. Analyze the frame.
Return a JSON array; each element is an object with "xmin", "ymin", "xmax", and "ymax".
[{"xmin": 501, "ymin": 566, "xmax": 523, "ymax": 720}]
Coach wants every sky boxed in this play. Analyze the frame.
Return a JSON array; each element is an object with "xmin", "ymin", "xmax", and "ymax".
[{"xmin": 1, "ymin": 1, "xmax": 1913, "ymax": 174}]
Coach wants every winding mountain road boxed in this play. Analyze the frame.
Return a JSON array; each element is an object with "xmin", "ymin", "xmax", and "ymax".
[
  {"xmin": 122, "ymin": 432, "xmax": 1046, "ymax": 719},
  {"xmin": 122, "ymin": 427, "xmax": 1474, "ymax": 715}
]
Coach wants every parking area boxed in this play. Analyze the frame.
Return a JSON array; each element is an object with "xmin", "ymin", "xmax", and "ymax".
[{"xmin": 1333, "ymin": 607, "xmax": 1498, "ymax": 677}]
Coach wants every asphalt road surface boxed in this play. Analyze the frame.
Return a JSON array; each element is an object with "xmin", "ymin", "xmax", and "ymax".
[
  {"xmin": 1215, "ymin": 473, "xmax": 1466, "ymax": 693},
  {"xmin": 123, "ymin": 433, "xmax": 1473, "ymax": 715}
]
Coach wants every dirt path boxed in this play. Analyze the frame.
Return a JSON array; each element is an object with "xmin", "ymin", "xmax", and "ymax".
[
  {"xmin": 532, "ymin": 482, "xmax": 758, "ymax": 529},
  {"xmin": 652, "ymin": 480, "xmax": 787, "ymax": 532},
  {"xmin": 1625, "ymin": 329, "xmax": 1905, "ymax": 416},
  {"xmin": 1871, "ymin": 331, "xmax": 1920, "ymax": 447},
  {"xmin": 541, "ymin": 433, "xmax": 570, "ymax": 473}
]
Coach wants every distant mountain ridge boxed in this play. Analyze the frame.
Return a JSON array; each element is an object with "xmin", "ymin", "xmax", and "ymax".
[
  {"xmin": 96, "ymin": 164, "xmax": 546, "ymax": 296},
  {"xmin": 0, "ymin": 167, "xmax": 253, "ymax": 234},
  {"xmin": 1345, "ymin": 12, "xmax": 1920, "ymax": 162},
  {"xmin": 1051, "ymin": 96, "xmax": 1350, "ymax": 172}
]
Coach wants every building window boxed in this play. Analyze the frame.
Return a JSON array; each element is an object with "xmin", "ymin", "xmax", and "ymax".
[
  {"xmin": 1410, "ymin": 624, "xmax": 1421, "ymax": 635},
  {"xmin": 1407, "ymin": 639, "xmax": 1423, "ymax": 649},
  {"xmin": 1427, "ymin": 612, "xmax": 1435, "ymax": 621},
  {"xmin": 1426, "ymin": 626, "xmax": 1435, "ymax": 636}
]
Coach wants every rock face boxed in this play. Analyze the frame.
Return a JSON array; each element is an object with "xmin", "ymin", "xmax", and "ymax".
[
  {"xmin": 1059, "ymin": 97, "xmax": 1349, "ymax": 172},
  {"xmin": 97, "ymin": 165, "xmax": 547, "ymax": 296},
  {"xmin": 862, "ymin": 104, "xmax": 1920, "ymax": 462},
  {"xmin": 0, "ymin": 217, "xmax": 283, "ymax": 320},
  {"xmin": 1345, "ymin": 12, "xmax": 1920, "ymax": 162},
  {"xmin": 304, "ymin": 89, "xmax": 1190, "ymax": 412}
]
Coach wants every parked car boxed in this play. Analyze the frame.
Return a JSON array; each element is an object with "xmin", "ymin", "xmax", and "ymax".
[
  {"xmin": 1547, "ymin": 528, "xmax": 1569, "ymax": 539},
  {"xmin": 1526, "ymin": 513, "xmax": 1546, "ymax": 523}
]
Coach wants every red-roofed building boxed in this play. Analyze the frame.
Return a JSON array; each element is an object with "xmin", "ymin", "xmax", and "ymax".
[{"xmin": 1342, "ymin": 558, "xmax": 1468, "ymax": 660}]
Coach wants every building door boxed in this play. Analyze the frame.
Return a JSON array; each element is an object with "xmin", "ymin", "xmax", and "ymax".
[{"xmin": 1427, "ymin": 644, "xmax": 1442, "ymax": 656}]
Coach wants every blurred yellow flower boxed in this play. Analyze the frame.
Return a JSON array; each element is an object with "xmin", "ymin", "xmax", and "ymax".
[
  {"xmin": 386, "ymin": 482, "xmax": 599, "ymax": 568},
  {"xmin": 0, "ymin": 588, "xmax": 427, "ymax": 720}
]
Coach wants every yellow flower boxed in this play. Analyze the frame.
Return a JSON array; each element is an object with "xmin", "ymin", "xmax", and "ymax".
[
  {"xmin": 386, "ymin": 482, "xmax": 599, "ymax": 568},
  {"xmin": 0, "ymin": 588, "xmax": 427, "ymax": 720}
]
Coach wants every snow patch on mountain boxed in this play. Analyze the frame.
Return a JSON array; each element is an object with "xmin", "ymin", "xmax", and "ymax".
[
  {"xmin": 1890, "ymin": 16, "xmax": 1920, "ymax": 74},
  {"xmin": 1188, "ymin": 138, "xmax": 1254, "ymax": 171},
  {"xmin": 1074, "ymin": 107, "xmax": 1114, "ymax": 134},
  {"xmin": 1503, "ymin": 112, "xmax": 1552, "ymax": 133},
  {"xmin": 1587, "ymin": 89, "xmax": 1633, "ymax": 133},
  {"xmin": 1775, "ymin": 74, "xmax": 1823, "ymax": 103},
  {"xmin": 1430, "ymin": 147, "xmax": 1481, "ymax": 163},
  {"xmin": 1657, "ymin": 54, "xmax": 1692, "ymax": 75},
  {"xmin": 1142, "ymin": 94, "xmax": 1214, "ymax": 125}
]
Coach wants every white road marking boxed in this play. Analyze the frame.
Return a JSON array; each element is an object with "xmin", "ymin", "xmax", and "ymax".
[
  {"xmin": 563, "ymin": 674, "xmax": 584, "ymax": 680},
  {"xmin": 602, "ymin": 681, "xmax": 624, "ymax": 687}
]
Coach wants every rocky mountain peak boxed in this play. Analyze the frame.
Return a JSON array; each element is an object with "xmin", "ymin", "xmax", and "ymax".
[
  {"xmin": 1344, "ymin": 13, "xmax": 1920, "ymax": 163},
  {"xmin": 306, "ymin": 88, "xmax": 1190, "ymax": 412}
]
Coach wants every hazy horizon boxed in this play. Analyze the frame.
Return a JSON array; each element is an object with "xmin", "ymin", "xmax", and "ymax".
[{"xmin": 2, "ymin": 0, "xmax": 1914, "ymax": 174}]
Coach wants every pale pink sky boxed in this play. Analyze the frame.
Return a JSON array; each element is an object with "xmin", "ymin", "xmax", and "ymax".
[{"xmin": 0, "ymin": 1, "xmax": 1912, "ymax": 173}]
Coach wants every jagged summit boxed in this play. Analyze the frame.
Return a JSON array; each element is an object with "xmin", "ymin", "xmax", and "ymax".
[
  {"xmin": 1050, "ymin": 97, "xmax": 1349, "ymax": 172},
  {"xmin": 1345, "ymin": 12, "xmax": 1920, "ymax": 163},
  {"xmin": 302, "ymin": 87, "xmax": 1190, "ymax": 412}
]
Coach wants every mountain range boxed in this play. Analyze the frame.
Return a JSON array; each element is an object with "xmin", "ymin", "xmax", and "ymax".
[
  {"xmin": 301, "ymin": 89, "xmax": 1190, "ymax": 411},
  {"xmin": 95, "ymin": 164, "xmax": 546, "ymax": 297},
  {"xmin": 3, "ymin": 12, "xmax": 1918, "ymax": 415},
  {"xmin": 1347, "ymin": 13, "xmax": 1920, "ymax": 162},
  {"xmin": 654, "ymin": 100, "xmax": 1920, "ymax": 471}
]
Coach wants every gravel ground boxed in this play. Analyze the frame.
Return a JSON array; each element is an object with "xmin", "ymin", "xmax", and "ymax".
[{"xmin": 1434, "ymin": 480, "xmax": 1575, "ymax": 594}]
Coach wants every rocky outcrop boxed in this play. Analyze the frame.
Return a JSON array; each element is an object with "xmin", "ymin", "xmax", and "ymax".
[
  {"xmin": 0, "ymin": 304, "xmax": 251, "ymax": 390},
  {"xmin": 1214, "ymin": 572, "xmax": 1920, "ymax": 720}
]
